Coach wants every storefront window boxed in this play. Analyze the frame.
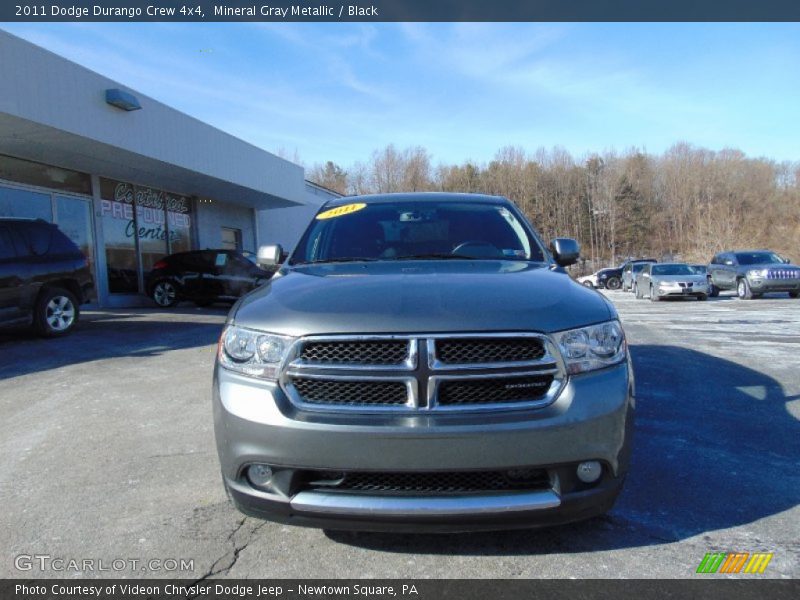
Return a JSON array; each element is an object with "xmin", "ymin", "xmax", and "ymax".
[
  {"xmin": 0, "ymin": 154, "xmax": 91, "ymax": 195},
  {"xmin": 55, "ymin": 195, "xmax": 95, "ymax": 283},
  {"xmin": 99, "ymin": 178, "xmax": 193, "ymax": 294},
  {"xmin": 0, "ymin": 186, "xmax": 53, "ymax": 221}
]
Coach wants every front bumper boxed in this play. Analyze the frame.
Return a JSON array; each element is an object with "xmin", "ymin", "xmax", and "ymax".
[
  {"xmin": 748, "ymin": 277, "xmax": 800, "ymax": 293},
  {"xmin": 213, "ymin": 360, "xmax": 634, "ymax": 531},
  {"xmin": 655, "ymin": 283, "xmax": 708, "ymax": 297}
]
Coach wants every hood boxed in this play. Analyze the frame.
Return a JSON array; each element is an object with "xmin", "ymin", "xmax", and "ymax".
[
  {"xmin": 232, "ymin": 261, "xmax": 614, "ymax": 336},
  {"xmin": 741, "ymin": 262, "xmax": 800, "ymax": 271}
]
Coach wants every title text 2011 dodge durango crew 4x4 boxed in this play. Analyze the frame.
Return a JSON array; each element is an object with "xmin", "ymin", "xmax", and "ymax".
[{"xmin": 213, "ymin": 193, "xmax": 634, "ymax": 532}]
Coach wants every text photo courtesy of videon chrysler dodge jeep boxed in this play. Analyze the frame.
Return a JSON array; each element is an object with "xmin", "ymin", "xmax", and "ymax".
[{"xmin": 0, "ymin": 4, "xmax": 798, "ymax": 593}]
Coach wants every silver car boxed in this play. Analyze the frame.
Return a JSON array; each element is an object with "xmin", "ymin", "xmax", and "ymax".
[
  {"xmin": 213, "ymin": 193, "xmax": 634, "ymax": 532},
  {"xmin": 634, "ymin": 262, "xmax": 709, "ymax": 301}
]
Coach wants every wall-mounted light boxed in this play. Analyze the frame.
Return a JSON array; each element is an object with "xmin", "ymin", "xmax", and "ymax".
[{"xmin": 105, "ymin": 89, "xmax": 142, "ymax": 111}]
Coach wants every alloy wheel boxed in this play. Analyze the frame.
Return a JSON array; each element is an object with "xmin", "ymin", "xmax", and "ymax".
[{"xmin": 46, "ymin": 295, "xmax": 76, "ymax": 332}]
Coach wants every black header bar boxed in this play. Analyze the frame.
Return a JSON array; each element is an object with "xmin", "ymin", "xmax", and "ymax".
[{"xmin": 2, "ymin": 1, "xmax": 800, "ymax": 22}]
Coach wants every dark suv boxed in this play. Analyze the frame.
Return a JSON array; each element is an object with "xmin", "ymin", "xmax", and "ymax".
[
  {"xmin": 146, "ymin": 249, "xmax": 275, "ymax": 308},
  {"xmin": 707, "ymin": 250, "xmax": 800, "ymax": 299},
  {"xmin": 0, "ymin": 218, "xmax": 94, "ymax": 336}
]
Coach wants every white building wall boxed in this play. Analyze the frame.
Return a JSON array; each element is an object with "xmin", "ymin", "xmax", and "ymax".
[
  {"xmin": 196, "ymin": 200, "xmax": 257, "ymax": 253},
  {"xmin": 257, "ymin": 183, "xmax": 340, "ymax": 251},
  {"xmin": 0, "ymin": 30, "xmax": 306, "ymax": 207}
]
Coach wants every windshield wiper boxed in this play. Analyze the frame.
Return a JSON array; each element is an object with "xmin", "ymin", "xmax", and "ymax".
[
  {"xmin": 392, "ymin": 253, "xmax": 476, "ymax": 260},
  {"xmin": 296, "ymin": 257, "xmax": 381, "ymax": 265}
]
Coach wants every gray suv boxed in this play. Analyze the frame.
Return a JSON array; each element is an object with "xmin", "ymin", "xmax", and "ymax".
[
  {"xmin": 708, "ymin": 250, "xmax": 800, "ymax": 300},
  {"xmin": 213, "ymin": 193, "xmax": 634, "ymax": 532}
]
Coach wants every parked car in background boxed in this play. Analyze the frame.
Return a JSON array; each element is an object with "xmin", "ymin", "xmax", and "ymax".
[
  {"xmin": 146, "ymin": 249, "xmax": 275, "ymax": 308},
  {"xmin": 707, "ymin": 250, "xmax": 800, "ymax": 300},
  {"xmin": 598, "ymin": 258, "xmax": 657, "ymax": 290},
  {"xmin": 0, "ymin": 218, "xmax": 94, "ymax": 336},
  {"xmin": 621, "ymin": 261, "xmax": 656, "ymax": 292},
  {"xmin": 634, "ymin": 262, "xmax": 709, "ymax": 301},
  {"xmin": 576, "ymin": 272, "xmax": 598, "ymax": 288}
]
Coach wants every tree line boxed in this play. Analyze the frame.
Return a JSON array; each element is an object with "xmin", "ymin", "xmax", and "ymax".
[{"xmin": 306, "ymin": 143, "xmax": 800, "ymax": 272}]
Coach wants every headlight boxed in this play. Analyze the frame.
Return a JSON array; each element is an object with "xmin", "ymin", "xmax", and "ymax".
[
  {"xmin": 748, "ymin": 268, "xmax": 768, "ymax": 278},
  {"xmin": 218, "ymin": 325, "xmax": 295, "ymax": 380},
  {"xmin": 553, "ymin": 321, "xmax": 626, "ymax": 375}
]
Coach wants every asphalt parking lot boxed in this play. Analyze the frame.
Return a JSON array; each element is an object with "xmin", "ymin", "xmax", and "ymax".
[{"xmin": 1, "ymin": 290, "xmax": 798, "ymax": 579}]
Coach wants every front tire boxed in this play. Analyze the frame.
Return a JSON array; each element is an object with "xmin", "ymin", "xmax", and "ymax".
[
  {"xmin": 737, "ymin": 278, "xmax": 754, "ymax": 300},
  {"xmin": 708, "ymin": 278, "xmax": 719, "ymax": 297},
  {"xmin": 35, "ymin": 287, "xmax": 79, "ymax": 337},
  {"xmin": 582, "ymin": 281, "xmax": 594, "ymax": 288},
  {"xmin": 634, "ymin": 283, "xmax": 643, "ymax": 299},
  {"xmin": 152, "ymin": 279, "xmax": 179, "ymax": 307},
  {"xmin": 790, "ymin": 290, "xmax": 799, "ymax": 299},
  {"xmin": 650, "ymin": 285, "xmax": 660, "ymax": 302},
  {"xmin": 606, "ymin": 276, "xmax": 621, "ymax": 291}
]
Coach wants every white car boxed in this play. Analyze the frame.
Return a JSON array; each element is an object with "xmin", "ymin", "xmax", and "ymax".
[{"xmin": 577, "ymin": 273, "xmax": 599, "ymax": 288}]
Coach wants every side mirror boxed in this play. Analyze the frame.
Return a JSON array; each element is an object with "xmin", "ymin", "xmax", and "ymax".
[
  {"xmin": 550, "ymin": 238, "xmax": 580, "ymax": 267},
  {"xmin": 257, "ymin": 244, "xmax": 283, "ymax": 266}
]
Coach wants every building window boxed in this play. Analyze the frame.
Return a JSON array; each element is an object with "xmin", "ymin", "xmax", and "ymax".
[
  {"xmin": 0, "ymin": 186, "xmax": 53, "ymax": 221},
  {"xmin": 0, "ymin": 182, "xmax": 96, "ymax": 300},
  {"xmin": 99, "ymin": 178, "xmax": 193, "ymax": 294},
  {"xmin": 0, "ymin": 154, "xmax": 91, "ymax": 195},
  {"xmin": 221, "ymin": 227, "xmax": 243, "ymax": 252}
]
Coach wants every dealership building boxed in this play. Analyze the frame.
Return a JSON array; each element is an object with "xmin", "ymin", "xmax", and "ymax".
[{"xmin": 0, "ymin": 30, "xmax": 338, "ymax": 307}]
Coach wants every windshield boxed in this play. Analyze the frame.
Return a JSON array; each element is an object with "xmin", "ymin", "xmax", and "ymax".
[
  {"xmin": 735, "ymin": 251, "xmax": 783, "ymax": 265},
  {"xmin": 652, "ymin": 264, "xmax": 694, "ymax": 276},
  {"xmin": 291, "ymin": 201, "xmax": 545, "ymax": 264},
  {"xmin": 632, "ymin": 264, "xmax": 647, "ymax": 274},
  {"xmin": 689, "ymin": 265, "xmax": 707, "ymax": 274}
]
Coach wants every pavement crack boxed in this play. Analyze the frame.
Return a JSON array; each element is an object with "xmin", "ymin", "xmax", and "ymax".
[{"xmin": 188, "ymin": 517, "xmax": 266, "ymax": 591}]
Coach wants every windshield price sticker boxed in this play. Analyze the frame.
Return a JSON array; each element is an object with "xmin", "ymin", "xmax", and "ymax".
[{"xmin": 316, "ymin": 203, "xmax": 367, "ymax": 220}]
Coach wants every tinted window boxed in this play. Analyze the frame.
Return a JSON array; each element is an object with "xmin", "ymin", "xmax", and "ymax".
[
  {"xmin": 49, "ymin": 227, "xmax": 81, "ymax": 255},
  {"xmin": 0, "ymin": 227, "xmax": 15, "ymax": 260},
  {"xmin": 632, "ymin": 263, "xmax": 647, "ymax": 274},
  {"xmin": 652, "ymin": 264, "xmax": 694, "ymax": 276},
  {"xmin": 735, "ymin": 251, "xmax": 783, "ymax": 265},
  {"xmin": 13, "ymin": 223, "xmax": 52, "ymax": 256},
  {"xmin": 293, "ymin": 201, "xmax": 543, "ymax": 264},
  {"xmin": 178, "ymin": 251, "xmax": 214, "ymax": 271}
]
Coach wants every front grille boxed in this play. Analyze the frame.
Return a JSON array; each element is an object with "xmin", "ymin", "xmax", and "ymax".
[
  {"xmin": 291, "ymin": 378, "xmax": 408, "ymax": 406},
  {"xmin": 438, "ymin": 375, "xmax": 553, "ymax": 406},
  {"xmin": 299, "ymin": 340, "xmax": 408, "ymax": 365},
  {"xmin": 677, "ymin": 282, "xmax": 693, "ymax": 288},
  {"xmin": 435, "ymin": 337, "xmax": 545, "ymax": 364},
  {"xmin": 309, "ymin": 469, "xmax": 550, "ymax": 494},
  {"xmin": 767, "ymin": 269, "xmax": 799, "ymax": 280},
  {"xmin": 283, "ymin": 333, "xmax": 563, "ymax": 413}
]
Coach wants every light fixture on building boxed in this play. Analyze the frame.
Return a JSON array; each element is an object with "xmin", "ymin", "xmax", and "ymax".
[{"xmin": 105, "ymin": 88, "xmax": 142, "ymax": 111}]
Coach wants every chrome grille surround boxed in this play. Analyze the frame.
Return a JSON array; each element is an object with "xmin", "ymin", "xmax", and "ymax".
[
  {"xmin": 280, "ymin": 333, "xmax": 566, "ymax": 413},
  {"xmin": 767, "ymin": 268, "xmax": 800, "ymax": 280}
]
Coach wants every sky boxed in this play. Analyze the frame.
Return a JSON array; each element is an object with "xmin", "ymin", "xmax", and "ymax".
[{"xmin": 2, "ymin": 22, "xmax": 799, "ymax": 168}]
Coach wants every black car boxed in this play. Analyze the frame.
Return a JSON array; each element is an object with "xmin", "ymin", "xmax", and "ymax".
[
  {"xmin": 597, "ymin": 258, "xmax": 657, "ymax": 290},
  {"xmin": 146, "ymin": 249, "xmax": 275, "ymax": 307},
  {"xmin": 0, "ymin": 218, "xmax": 94, "ymax": 336}
]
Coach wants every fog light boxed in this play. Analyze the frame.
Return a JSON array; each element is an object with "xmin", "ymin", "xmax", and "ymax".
[
  {"xmin": 577, "ymin": 461, "xmax": 602, "ymax": 483},
  {"xmin": 247, "ymin": 464, "xmax": 273, "ymax": 488}
]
